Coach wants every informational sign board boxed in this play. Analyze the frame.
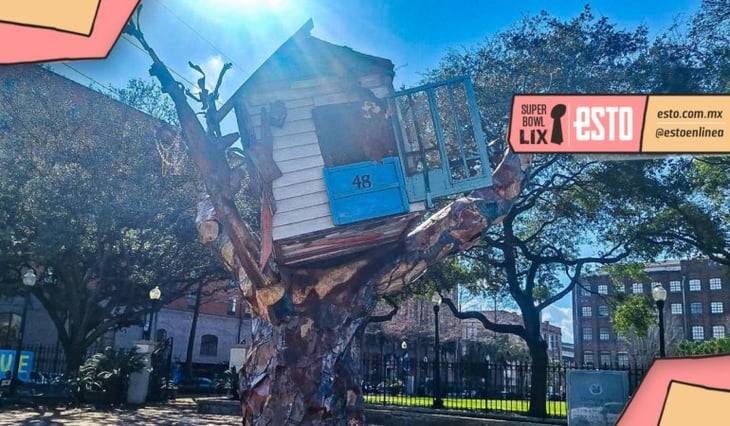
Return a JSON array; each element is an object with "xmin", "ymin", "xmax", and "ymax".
[
  {"xmin": 567, "ymin": 370, "xmax": 629, "ymax": 426},
  {"xmin": 0, "ymin": 349, "xmax": 35, "ymax": 381}
]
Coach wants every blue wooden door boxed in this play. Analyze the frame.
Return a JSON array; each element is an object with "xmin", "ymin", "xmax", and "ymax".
[{"xmin": 389, "ymin": 76, "xmax": 493, "ymax": 206}]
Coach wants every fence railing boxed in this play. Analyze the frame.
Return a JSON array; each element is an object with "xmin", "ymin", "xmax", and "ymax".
[
  {"xmin": 361, "ymin": 355, "xmax": 647, "ymax": 418},
  {"xmin": 20, "ymin": 341, "xmax": 112, "ymax": 378}
]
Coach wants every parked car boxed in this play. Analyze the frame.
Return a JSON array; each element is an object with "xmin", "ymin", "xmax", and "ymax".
[{"xmin": 177, "ymin": 377, "xmax": 223, "ymax": 395}]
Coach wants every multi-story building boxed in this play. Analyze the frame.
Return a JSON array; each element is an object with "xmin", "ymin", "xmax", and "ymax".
[
  {"xmin": 573, "ymin": 259, "xmax": 730, "ymax": 368},
  {"xmin": 364, "ymin": 294, "xmax": 562, "ymax": 362},
  {"xmin": 561, "ymin": 341, "xmax": 575, "ymax": 364}
]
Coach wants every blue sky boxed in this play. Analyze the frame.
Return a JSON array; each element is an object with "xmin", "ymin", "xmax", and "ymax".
[{"xmin": 50, "ymin": 0, "xmax": 704, "ymax": 343}]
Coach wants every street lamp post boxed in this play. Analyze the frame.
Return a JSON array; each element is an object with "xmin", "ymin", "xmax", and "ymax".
[
  {"xmin": 431, "ymin": 293, "xmax": 444, "ymax": 408},
  {"xmin": 652, "ymin": 283, "xmax": 667, "ymax": 358},
  {"xmin": 145, "ymin": 286, "xmax": 162, "ymax": 340},
  {"xmin": 10, "ymin": 269, "xmax": 38, "ymax": 390}
]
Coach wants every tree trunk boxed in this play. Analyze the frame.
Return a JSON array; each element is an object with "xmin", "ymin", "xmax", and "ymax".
[
  {"xmin": 526, "ymin": 333, "xmax": 548, "ymax": 418},
  {"xmin": 241, "ymin": 278, "xmax": 374, "ymax": 426},
  {"xmin": 64, "ymin": 343, "xmax": 86, "ymax": 375},
  {"xmin": 185, "ymin": 283, "xmax": 203, "ymax": 378}
]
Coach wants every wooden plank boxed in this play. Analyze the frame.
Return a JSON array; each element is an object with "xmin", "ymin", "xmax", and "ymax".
[
  {"xmin": 273, "ymin": 167, "xmax": 324, "ymax": 188},
  {"xmin": 273, "ymin": 143, "xmax": 322, "ymax": 163},
  {"xmin": 273, "ymin": 179, "xmax": 327, "ymax": 200},
  {"xmin": 276, "ymin": 154, "xmax": 324, "ymax": 173},
  {"xmin": 276, "ymin": 191, "xmax": 330, "ymax": 213},
  {"xmin": 273, "ymin": 212, "xmax": 421, "ymax": 265},
  {"xmin": 273, "ymin": 131, "xmax": 319, "ymax": 150},
  {"xmin": 314, "ymin": 91, "xmax": 359, "ymax": 106},
  {"xmin": 273, "ymin": 216, "xmax": 334, "ymax": 241},
  {"xmin": 273, "ymin": 203, "xmax": 332, "ymax": 226},
  {"xmin": 271, "ymin": 118, "xmax": 315, "ymax": 138}
]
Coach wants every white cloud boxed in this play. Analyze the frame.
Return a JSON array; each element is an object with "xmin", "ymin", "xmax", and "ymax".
[{"xmin": 543, "ymin": 305, "xmax": 574, "ymax": 343}]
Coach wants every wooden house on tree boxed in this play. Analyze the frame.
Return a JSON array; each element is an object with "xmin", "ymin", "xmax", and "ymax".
[
  {"xmin": 125, "ymin": 15, "xmax": 530, "ymax": 425},
  {"xmin": 216, "ymin": 19, "xmax": 494, "ymax": 268}
]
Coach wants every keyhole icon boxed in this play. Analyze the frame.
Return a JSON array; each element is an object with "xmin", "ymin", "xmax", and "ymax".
[{"xmin": 550, "ymin": 104, "xmax": 566, "ymax": 144}]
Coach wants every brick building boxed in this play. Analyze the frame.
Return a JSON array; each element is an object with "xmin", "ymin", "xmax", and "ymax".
[
  {"xmin": 573, "ymin": 259, "xmax": 730, "ymax": 368},
  {"xmin": 364, "ymin": 295, "xmax": 563, "ymax": 362}
]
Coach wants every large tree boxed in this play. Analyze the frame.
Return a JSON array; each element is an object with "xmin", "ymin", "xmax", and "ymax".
[
  {"xmin": 123, "ymin": 11, "xmax": 530, "ymax": 424},
  {"xmin": 0, "ymin": 67, "xmax": 227, "ymax": 372}
]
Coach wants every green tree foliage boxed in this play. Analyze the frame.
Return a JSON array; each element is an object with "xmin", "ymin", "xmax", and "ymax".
[
  {"xmin": 677, "ymin": 337, "xmax": 730, "ymax": 356},
  {"xmin": 611, "ymin": 294, "xmax": 655, "ymax": 338},
  {"xmin": 0, "ymin": 68, "xmax": 227, "ymax": 372}
]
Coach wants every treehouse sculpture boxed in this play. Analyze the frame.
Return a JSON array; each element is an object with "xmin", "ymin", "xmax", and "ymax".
[
  {"xmin": 217, "ymin": 19, "xmax": 494, "ymax": 267},
  {"xmin": 125, "ymin": 14, "xmax": 529, "ymax": 425}
]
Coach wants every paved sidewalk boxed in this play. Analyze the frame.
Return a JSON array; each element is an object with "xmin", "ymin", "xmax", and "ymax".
[{"xmin": 0, "ymin": 398, "xmax": 240, "ymax": 425}]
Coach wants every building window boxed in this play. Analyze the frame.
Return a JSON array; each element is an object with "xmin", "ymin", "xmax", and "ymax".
[
  {"xmin": 669, "ymin": 280, "xmax": 681, "ymax": 292},
  {"xmin": 616, "ymin": 284, "xmax": 625, "ymax": 293},
  {"xmin": 583, "ymin": 327, "xmax": 593, "ymax": 342},
  {"xmin": 599, "ymin": 327, "xmax": 610, "ymax": 341},
  {"xmin": 227, "ymin": 297, "xmax": 238, "ymax": 316},
  {"xmin": 690, "ymin": 302, "xmax": 703, "ymax": 314},
  {"xmin": 617, "ymin": 352, "xmax": 629, "ymax": 368},
  {"xmin": 711, "ymin": 302, "xmax": 724, "ymax": 314},
  {"xmin": 581, "ymin": 285, "xmax": 591, "ymax": 296},
  {"xmin": 670, "ymin": 303, "xmax": 683, "ymax": 315},
  {"xmin": 599, "ymin": 351, "xmax": 611, "ymax": 368},
  {"xmin": 632, "ymin": 282, "xmax": 643, "ymax": 294},
  {"xmin": 713, "ymin": 325, "xmax": 726, "ymax": 338},
  {"xmin": 582, "ymin": 306, "xmax": 592, "ymax": 317},
  {"xmin": 200, "ymin": 334, "xmax": 218, "ymax": 357},
  {"xmin": 692, "ymin": 326, "xmax": 704, "ymax": 341},
  {"xmin": 598, "ymin": 305, "xmax": 609, "ymax": 317},
  {"xmin": 710, "ymin": 278, "xmax": 722, "ymax": 290},
  {"xmin": 597, "ymin": 285, "xmax": 608, "ymax": 295},
  {"xmin": 689, "ymin": 279, "xmax": 701, "ymax": 291},
  {"xmin": 583, "ymin": 351, "xmax": 594, "ymax": 367}
]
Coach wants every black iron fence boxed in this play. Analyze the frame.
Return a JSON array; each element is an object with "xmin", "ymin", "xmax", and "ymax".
[
  {"xmin": 14, "ymin": 341, "xmax": 111, "ymax": 381},
  {"xmin": 361, "ymin": 355, "xmax": 647, "ymax": 418}
]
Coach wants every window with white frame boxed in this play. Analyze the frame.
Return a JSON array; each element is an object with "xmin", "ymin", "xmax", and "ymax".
[
  {"xmin": 597, "ymin": 284, "xmax": 608, "ymax": 295},
  {"xmin": 669, "ymin": 280, "xmax": 681, "ymax": 292},
  {"xmin": 710, "ymin": 278, "xmax": 722, "ymax": 290},
  {"xmin": 581, "ymin": 285, "xmax": 591, "ymax": 296},
  {"xmin": 599, "ymin": 305, "xmax": 609, "ymax": 317},
  {"xmin": 632, "ymin": 282, "xmax": 643, "ymax": 294},
  {"xmin": 583, "ymin": 351, "xmax": 594, "ymax": 366},
  {"xmin": 583, "ymin": 327, "xmax": 593, "ymax": 341},
  {"xmin": 692, "ymin": 326, "xmax": 704, "ymax": 340},
  {"xmin": 670, "ymin": 303, "xmax": 683, "ymax": 315},
  {"xmin": 599, "ymin": 327, "xmax": 610, "ymax": 341},
  {"xmin": 616, "ymin": 283, "xmax": 626, "ymax": 293},
  {"xmin": 617, "ymin": 352, "xmax": 629, "ymax": 368},
  {"xmin": 711, "ymin": 301, "xmax": 724, "ymax": 314},
  {"xmin": 689, "ymin": 279, "xmax": 701, "ymax": 291},
  {"xmin": 582, "ymin": 306, "xmax": 592, "ymax": 317},
  {"xmin": 599, "ymin": 351, "xmax": 611, "ymax": 368},
  {"xmin": 713, "ymin": 325, "xmax": 726, "ymax": 338},
  {"xmin": 691, "ymin": 302, "xmax": 703, "ymax": 314}
]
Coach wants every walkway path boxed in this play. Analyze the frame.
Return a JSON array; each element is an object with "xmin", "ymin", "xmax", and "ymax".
[{"xmin": 0, "ymin": 398, "xmax": 239, "ymax": 425}]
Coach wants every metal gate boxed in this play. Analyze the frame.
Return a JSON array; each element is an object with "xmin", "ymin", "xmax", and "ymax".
[{"xmin": 389, "ymin": 76, "xmax": 492, "ymax": 207}]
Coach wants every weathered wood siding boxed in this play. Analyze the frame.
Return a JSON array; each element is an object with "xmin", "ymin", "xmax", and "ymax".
[{"xmin": 242, "ymin": 73, "xmax": 406, "ymax": 241}]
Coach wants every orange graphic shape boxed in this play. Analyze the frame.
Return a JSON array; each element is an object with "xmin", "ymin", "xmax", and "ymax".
[
  {"xmin": 0, "ymin": 0, "xmax": 140, "ymax": 64},
  {"xmin": 659, "ymin": 381, "xmax": 730, "ymax": 426},
  {"xmin": 617, "ymin": 354, "xmax": 730, "ymax": 425},
  {"xmin": 1, "ymin": 0, "xmax": 100, "ymax": 36}
]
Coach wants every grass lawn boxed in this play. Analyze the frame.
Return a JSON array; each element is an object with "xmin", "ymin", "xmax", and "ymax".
[{"xmin": 364, "ymin": 395, "xmax": 567, "ymax": 417}]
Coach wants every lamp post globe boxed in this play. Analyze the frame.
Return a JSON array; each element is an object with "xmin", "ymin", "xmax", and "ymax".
[
  {"xmin": 651, "ymin": 283, "xmax": 667, "ymax": 358},
  {"xmin": 145, "ymin": 286, "xmax": 162, "ymax": 340}
]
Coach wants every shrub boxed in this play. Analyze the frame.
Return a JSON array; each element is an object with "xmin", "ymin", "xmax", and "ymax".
[{"xmin": 76, "ymin": 346, "xmax": 147, "ymax": 404}]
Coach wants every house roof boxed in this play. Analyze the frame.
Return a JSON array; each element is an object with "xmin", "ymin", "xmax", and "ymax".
[{"xmin": 218, "ymin": 19, "xmax": 394, "ymax": 117}]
